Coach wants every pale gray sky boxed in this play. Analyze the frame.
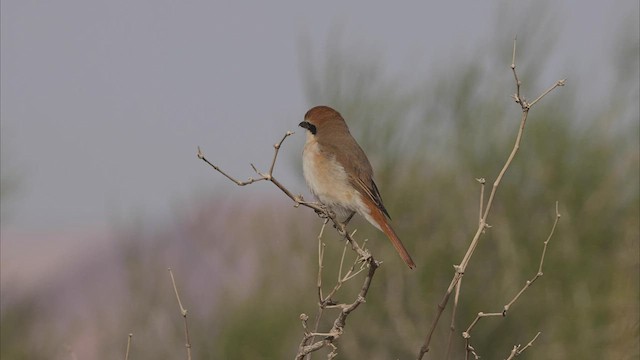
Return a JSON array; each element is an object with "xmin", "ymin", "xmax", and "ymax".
[{"xmin": 1, "ymin": 0, "xmax": 636, "ymax": 235}]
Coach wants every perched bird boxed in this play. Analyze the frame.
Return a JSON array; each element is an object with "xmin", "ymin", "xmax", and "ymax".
[{"xmin": 299, "ymin": 106, "xmax": 416, "ymax": 269}]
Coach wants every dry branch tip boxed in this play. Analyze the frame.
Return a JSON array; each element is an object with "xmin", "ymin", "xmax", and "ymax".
[
  {"xmin": 418, "ymin": 40, "xmax": 564, "ymax": 360},
  {"xmin": 168, "ymin": 268, "xmax": 193, "ymax": 360},
  {"xmin": 124, "ymin": 333, "xmax": 133, "ymax": 360}
]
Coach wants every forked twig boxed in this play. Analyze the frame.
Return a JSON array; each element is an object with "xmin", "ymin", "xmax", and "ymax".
[
  {"xmin": 199, "ymin": 127, "xmax": 380, "ymax": 359},
  {"xmin": 417, "ymin": 38, "xmax": 565, "ymax": 359},
  {"xmin": 296, "ymin": 256, "xmax": 379, "ymax": 360},
  {"xmin": 461, "ymin": 202, "xmax": 560, "ymax": 358},
  {"xmin": 198, "ymin": 131, "xmax": 372, "ymax": 262},
  {"xmin": 297, "ymin": 224, "xmax": 376, "ymax": 359},
  {"xmin": 505, "ymin": 332, "xmax": 542, "ymax": 359},
  {"xmin": 511, "ymin": 37, "xmax": 566, "ymax": 110}
]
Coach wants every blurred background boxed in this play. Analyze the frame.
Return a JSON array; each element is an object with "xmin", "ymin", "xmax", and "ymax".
[{"xmin": 1, "ymin": 0, "xmax": 638, "ymax": 359}]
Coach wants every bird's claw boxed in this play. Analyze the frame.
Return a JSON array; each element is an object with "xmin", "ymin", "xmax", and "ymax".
[{"xmin": 314, "ymin": 208, "xmax": 328, "ymax": 218}]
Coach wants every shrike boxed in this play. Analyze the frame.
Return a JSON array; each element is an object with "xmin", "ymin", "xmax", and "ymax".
[{"xmin": 299, "ymin": 106, "xmax": 416, "ymax": 269}]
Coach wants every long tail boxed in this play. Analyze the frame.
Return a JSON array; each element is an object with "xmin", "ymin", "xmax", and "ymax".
[{"xmin": 367, "ymin": 205, "xmax": 416, "ymax": 269}]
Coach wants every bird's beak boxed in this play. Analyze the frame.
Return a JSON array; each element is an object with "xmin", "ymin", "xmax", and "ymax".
[{"xmin": 298, "ymin": 121, "xmax": 309, "ymax": 129}]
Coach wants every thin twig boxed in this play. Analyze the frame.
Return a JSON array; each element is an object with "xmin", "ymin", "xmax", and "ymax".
[
  {"xmin": 168, "ymin": 268, "xmax": 192, "ymax": 360},
  {"xmin": 528, "ymin": 80, "xmax": 566, "ymax": 108},
  {"xmin": 511, "ymin": 36, "xmax": 522, "ymax": 105},
  {"xmin": 199, "ymin": 131, "xmax": 380, "ymax": 359},
  {"xmin": 461, "ymin": 203, "xmax": 560, "ymax": 357},
  {"xmin": 317, "ymin": 221, "xmax": 328, "ymax": 303},
  {"xmin": 306, "ymin": 221, "xmax": 329, "ymax": 360},
  {"xmin": 417, "ymin": 38, "xmax": 565, "ymax": 359},
  {"xmin": 505, "ymin": 332, "xmax": 542, "ymax": 360},
  {"xmin": 198, "ymin": 131, "xmax": 304, "ymax": 204},
  {"xmin": 198, "ymin": 131, "xmax": 371, "ymax": 262},
  {"xmin": 124, "ymin": 333, "xmax": 132, "ymax": 360},
  {"xmin": 296, "ymin": 257, "xmax": 379, "ymax": 360},
  {"xmin": 446, "ymin": 177, "xmax": 476, "ymax": 360},
  {"xmin": 297, "ymin": 225, "xmax": 376, "ymax": 359},
  {"xmin": 503, "ymin": 202, "xmax": 560, "ymax": 312},
  {"xmin": 465, "ymin": 343, "xmax": 479, "ymax": 360},
  {"xmin": 445, "ymin": 277, "xmax": 462, "ymax": 360},
  {"xmin": 476, "ymin": 178, "xmax": 486, "ymax": 227}
]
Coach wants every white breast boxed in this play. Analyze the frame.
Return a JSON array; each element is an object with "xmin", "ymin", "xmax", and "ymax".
[{"xmin": 302, "ymin": 133, "xmax": 368, "ymax": 221}]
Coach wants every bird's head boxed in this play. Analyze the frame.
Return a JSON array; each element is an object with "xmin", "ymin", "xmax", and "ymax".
[{"xmin": 299, "ymin": 105, "xmax": 348, "ymax": 137}]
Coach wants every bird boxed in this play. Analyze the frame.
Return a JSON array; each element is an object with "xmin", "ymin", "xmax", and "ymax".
[{"xmin": 299, "ymin": 105, "xmax": 416, "ymax": 269}]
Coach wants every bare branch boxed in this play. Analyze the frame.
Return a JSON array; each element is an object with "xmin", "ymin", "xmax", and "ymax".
[
  {"xmin": 296, "ymin": 223, "xmax": 379, "ymax": 359},
  {"xmin": 418, "ymin": 40, "xmax": 565, "ymax": 359},
  {"xmin": 476, "ymin": 178, "xmax": 486, "ymax": 227},
  {"xmin": 305, "ymin": 221, "xmax": 329, "ymax": 360},
  {"xmin": 510, "ymin": 38, "xmax": 566, "ymax": 111},
  {"xmin": 511, "ymin": 36, "xmax": 522, "ymax": 105},
  {"xmin": 296, "ymin": 257, "xmax": 379, "ymax": 359},
  {"xmin": 505, "ymin": 332, "xmax": 542, "ymax": 360},
  {"xmin": 317, "ymin": 221, "xmax": 328, "ymax": 303},
  {"xmin": 168, "ymin": 268, "xmax": 192, "ymax": 360},
  {"xmin": 198, "ymin": 131, "xmax": 306, "ymax": 204},
  {"xmin": 445, "ymin": 278, "xmax": 463, "ymax": 360},
  {"xmin": 528, "ymin": 80, "xmax": 566, "ymax": 108},
  {"xmin": 199, "ymin": 130, "xmax": 382, "ymax": 359},
  {"xmin": 461, "ymin": 203, "xmax": 560, "ymax": 357},
  {"xmin": 124, "ymin": 333, "xmax": 132, "ymax": 360},
  {"xmin": 197, "ymin": 146, "xmax": 265, "ymax": 186},
  {"xmin": 503, "ymin": 202, "xmax": 560, "ymax": 313},
  {"xmin": 198, "ymin": 131, "xmax": 372, "ymax": 263}
]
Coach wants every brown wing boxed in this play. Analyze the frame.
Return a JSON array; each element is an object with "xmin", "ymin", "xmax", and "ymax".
[{"xmin": 320, "ymin": 130, "xmax": 391, "ymax": 219}]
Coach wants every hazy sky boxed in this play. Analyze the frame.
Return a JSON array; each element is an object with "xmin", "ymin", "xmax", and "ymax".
[{"xmin": 1, "ymin": 0, "xmax": 637, "ymax": 235}]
